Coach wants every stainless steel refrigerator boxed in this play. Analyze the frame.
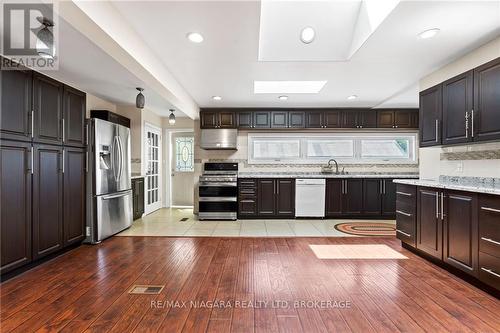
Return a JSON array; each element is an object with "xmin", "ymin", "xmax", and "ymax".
[{"xmin": 85, "ymin": 118, "xmax": 132, "ymax": 244}]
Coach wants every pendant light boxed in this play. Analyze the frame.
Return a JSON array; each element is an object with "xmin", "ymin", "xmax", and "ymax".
[
  {"xmin": 36, "ymin": 17, "xmax": 55, "ymax": 59},
  {"xmin": 136, "ymin": 87, "xmax": 145, "ymax": 109},
  {"xmin": 169, "ymin": 109, "xmax": 176, "ymax": 125}
]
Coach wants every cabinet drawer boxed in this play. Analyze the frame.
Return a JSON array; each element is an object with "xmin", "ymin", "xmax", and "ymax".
[
  {"xmin": 396, "ymin": 210, "xmax": 415, "ymax": 245},
  {"xmin": 478, "ymin": 195, "xmax": 500, "ymax": 259},
  {"xmin": 396, "ymin": 184, "xmax": 416, "ymax": 204},
  {"xmin": 478, "ymin": 251, "xmax": 500, "ymax": 290}
]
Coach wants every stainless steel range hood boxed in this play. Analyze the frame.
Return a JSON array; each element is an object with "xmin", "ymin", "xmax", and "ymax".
[{"xmin": 200, "ymin": 129, "xmax": 238, "ymax": 150}]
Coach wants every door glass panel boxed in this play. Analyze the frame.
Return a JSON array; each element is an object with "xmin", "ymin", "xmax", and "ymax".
[
  {"xmin": 145, "ymin": 127, "xmax": 161, "ymax": 212},
  {"xmin": 175, "ymin": 137, "xmax": 194, "ymax": 172}
]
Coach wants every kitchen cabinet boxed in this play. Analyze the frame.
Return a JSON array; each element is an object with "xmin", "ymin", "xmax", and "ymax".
[
  {"xmin": 473, "ymin": 57, "xmax": 500, "ymax": 142},
  {"xmin": 324, "ymin": 110, "xmax": 343, "ymax": 128},
  {"xmin": 257, "ymin": 179, "xmax": 276, "ymax": 216},
  {"xmin": 32, "ymin": 144, "xmax": 64, "ymax": 260},
  {"xmin": 341, "ymin": 111, "xmax": 358, "ymax": 128},
  {"xmin": 254, "ymin": 112, "xmax": 271, "ymax": 128},
  {"xmin": 276, "ymin": 179, "xmax": 295, "ymax": 217},
  {"xmin": 395, "ymin": 184, "xmax": 416, "ymax": 246},
  {"xmin": 289, "ymin": 111, "xmax": 305, "ymax": 128},
  {"xmin": 240, "ymin": 178, "xmax": 294, "ymax": 218},
  {"xmin": 419, "ymin": 85, "xmax": 442, "ymax": 147},
  {"xmin": 305, "ymin": 111, "xmax": 323, "ymax": 128},
  {"xmin": 381, "ymin": 179, "xmax": 397, "ymax": 216},
  {"xmin": 443, "ymin": 191, "xmax": 478, "ymax": 275},
  {"xmin": 63, "ymin": 147, "xmax": 86, "ymax": 246},
  {"xmin": 442, "ymin": 71, "xmax": 473, "ymax": 145},
  {"xmin": 63, "ymin": 86, "xmax": 87, "ymax": 148},
  {"xmin": 33, "ymin": 73, "xmax": 64, "ymax": 145},
  {"xmin": 132, "ymin": 177, "xmax": 145, "ymax": 220},
  {"xmin": 238, "ymin": 179, "xmax": 257, "ymax": 217},
  {"xmin": 342, "ymin": 179, "xmax": 364, "ymax": 215},
  {"xmin": 200, "ymin": 110, "xmax": 237, "ymax": 129},
  {"xmin": 237, "ymin": 112, "xmax": 253, "ymax": 129},
  {"xmin": 478, "ymin": 194, "xmax": 500, "ymax": 290},
  {"xmin": 417, "ymin": 187, "xmax": 442, "ymax": 259},
  {"xmin": 325, "ymin": 179, "xmax": 343, "ymax": 216},
  {"xmin": 343, "ymin": 110, "xmax": 377, "ymax": 129},
  {"xmin": 0, "ymin": 142, "xmax": 32, "ymax": 274},
  {"xmin": 363, "ymin": 179, "xmax": 382, "ymax": 215},
  {"xmin": 0, "ymin": 66, "xmax": 32, "ymax": 142},
  {"xmin": 271, "ymin": 111, "xmax": 288, "ymax": 128},
  {"xmin": 378, "ymin": 110, "xmax": 418, "ymax": 128},
  {"xmin": 90, "ymin": 110, "xmax": 131, "ymax": 128}
]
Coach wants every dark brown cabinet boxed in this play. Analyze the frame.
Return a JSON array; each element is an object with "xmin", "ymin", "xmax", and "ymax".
[
  {"xmin": 341, "ymin": 111, "xmax": 358, "ymax": 128},
  {"xmin": 417, "ymin": 187, "xmax": 442, "ymax": 260},
  {"xmin": 276, "ymin": 179, "xmax": 295, "ymax": 217},
  {"xmin": 63, "ymin": 147, "xmax": 86, "ymax": 246},
  {"xmin": 132, "ymin": 177, "xmax": 145, "ymax": 220},
  {"xmin": 254, "ymin": 112, "xmax": 271, "ymax": 128},
  {"xmin": 442, "ymin": 71, "xmax": 473, "ymax": 145},
  {"xmin": 363, "ymin": 179, "xmax": 382, "ymax": 215},
  {"xmin": 443, "ymin": 191, "xmax": 478, "ymax": 275},
  {"xmin": 305, "ymin": 111, "xmax": 323, "ymax": 128},
  {"xmin": 33, "ymin": 73, "xmax": 64, "ymax": 145},
  {"xmin": 381, "ymin": 179, "xmax": 397, "ymax": 216},
  {"xmin": 478, "ymin": 194, "xmax": 500, "ymax": 290},
  {"xmin": 325, "ymin": 179, "xmax": 343, "ymax": 216},
  {"xmin": 271, "ymin": 111, "xmax": 288, "ymax": 128},
  {"xmin": 289, "ymin": 111, "xmax": 305, "ymax": 128},
  {"xmin": 32, "ymin": 144, "xmax": 64, "ymax": 260},
  {"xmin": 343, "ymin": 110, "xmax": 378, "ymax": 129},
  {"xmin": 0, "ymin": 142, "xmax": 32, "ymax": 274},
  {"xmin": 419, "ymin": 85, "xmax": 442, "ymax": 147},
  {"xmin": 237, "ymin": 112, "xmax": 253, "ymax": 129},
  {"xmin": 240, "ymin": 178, "xmax": 294, "ymax": 218},
  {"xmin": 63, "ymin": 86, "xmax": 87, "ymax": 147},
  {"xmin": 238, "ymin": 179, "xmax": 257, "ymax": 217},
  {"xmin": 324, "ymin": 110, "xmax": 343, "ymax": 128},
  {"xmin": 200, "ymin": 110, "xmax": 236, "ymax": 129},
  {"xmin": 257, "ymin": 179, "xmax": 275, "ymax": 216},
  {"xmin": 395, "ymin": 184, "xmax": 417, "ymax": 246},
  {"xmin": 473, "ymin": 57, "xmax": 500, "ymax": 142},
  {"xmin": 342, "ymin": 179, "xmax": 363, "ymax": 215},
  {"xmin": 0, "ymin": 67, "xmax": 32, "ymax": 142},
  {"xmin": 378, "ymin": 110, "xmax": 418, "ymax": 129}
]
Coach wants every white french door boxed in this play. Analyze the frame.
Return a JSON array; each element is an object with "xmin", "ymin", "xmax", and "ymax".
[{"xmin": 144, "ymin": 124, "xmax": 162, "ymax": 214}]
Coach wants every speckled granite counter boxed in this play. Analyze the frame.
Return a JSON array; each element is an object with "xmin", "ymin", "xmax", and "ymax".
[
  {"xmin": 393, "ymin": 176, "xmax": 500, "ymax": 195},
  {"xmin": 238, "ymin": 172, "xmax": 419, "ymax": 179}
]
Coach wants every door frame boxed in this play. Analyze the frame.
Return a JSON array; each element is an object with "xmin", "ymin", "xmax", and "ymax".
[
  {"xmin": 164, "ymin": 128, "xmax": 194, "ymax": 208},
  {"xmin": 143, "ymin": 122, "xmax": 163, "ymax": 214}
]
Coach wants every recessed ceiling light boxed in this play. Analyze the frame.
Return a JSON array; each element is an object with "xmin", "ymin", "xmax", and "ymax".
[
  {"xmin": 212, "ymin": 96, "xmax": 222, "ymax": 101},
  {"xmin": 254, "ymin": 81, "xmax": 327, "ymax": 94},
  {"xmin": 186, "ymin": 32, "xmax": 204, "ymax": 43},
  {"xmin": 300, "ymin": 26, "xmax": 315, "ymax": 44},
  {"xmin": 417, "ymin": 28, "xmax": 440, "ymax": 39},
  {"xmin": 347, "ymin": 95, "xmax": 357, "ymax": 100},
  {"xmin": 278, "ymin": 95, "xmax": 288, "ymax": 101}
]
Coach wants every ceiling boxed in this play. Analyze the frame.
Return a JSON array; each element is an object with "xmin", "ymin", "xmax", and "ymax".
[{"xmin": 111, "ymin": 0, "xmax": 500, "ymax": 109}]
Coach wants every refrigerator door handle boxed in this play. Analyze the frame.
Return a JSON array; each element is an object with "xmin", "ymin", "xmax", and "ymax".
[
  {"xmin": 117, "ymin": 136, "xmax": 124, "ymax": 181},
  {"xmin": 112, "ymin": 136, "xmax": 120, "ymax": 182},
  {"xmin": 102, "ymin": 190, "xmax": 132, "ymax": 200}
]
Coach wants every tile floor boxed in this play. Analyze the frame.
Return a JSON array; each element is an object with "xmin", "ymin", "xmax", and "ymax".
[{"xmin": 117, "ymin": 208, "xmax": 396, "ymax": 237}]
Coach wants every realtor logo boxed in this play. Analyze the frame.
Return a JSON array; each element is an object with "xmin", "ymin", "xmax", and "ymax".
[{"xmin": 1, "ymin": 1, "xmax": 59, "ymax": 70}]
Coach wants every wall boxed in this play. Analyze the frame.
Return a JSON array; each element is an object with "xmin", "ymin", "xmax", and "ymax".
[
  {"xmin": 419, "ymin": 37, "xmax": 500, "ymax": 180},
  {"xmin": 85, "ymin": 93, "xmax": 116, "ymax": 117}
]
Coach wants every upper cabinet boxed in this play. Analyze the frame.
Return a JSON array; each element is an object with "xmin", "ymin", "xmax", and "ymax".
[
  {"xmin": 419, "ymin": 56, "xmax": 500, "ymax": 147},
  {"xmin": 33, "ymin": 73, "xmax": 64, "ymax": 145},
  {"xmin": 63, "ymin": 86, "xmax": 87, "ymax": 147},
  {"xmin": 378, "ymin": 109, "xmax": 418, "ymax": 129},
  {"xmin": 200, "ymin": 110, "xmax": 237, "ymax": 129}
]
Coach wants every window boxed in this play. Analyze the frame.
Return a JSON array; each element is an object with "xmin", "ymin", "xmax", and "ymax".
[
  {"xmin": 175, "ymin": 137, "xmax": 194, "ymax": 172},
  {"xmin": 248, "ymin": 132, "xmax": 417, "ymax": 164}
]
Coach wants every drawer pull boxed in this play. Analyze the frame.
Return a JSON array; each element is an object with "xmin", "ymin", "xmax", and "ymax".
[
  {"xmin": 481, "ymin": 267, "xmax": 500, "ymax": 279},
  {"xmin": 396, "ymin": 210, "xmax": 412, "ymax": 217},
  {"xmin": 481, "ymin": 206, "xmax": 500, "ymax": 214},
  {"xmin": 396, "ymin": 230, "xmax": 411, "ymax": 237},
  {"xmin": 481, "ymin": 237, "xmax": 500, "ymax": 246},
  {"xmin": 396, "ymin": 191, "xmax": 413, "ymax": 197}
]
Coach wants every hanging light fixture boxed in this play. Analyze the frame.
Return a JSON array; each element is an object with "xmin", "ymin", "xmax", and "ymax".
[
  {"xmin": 169, "ymin": 109, "xmax": 176, "ymax": 125},
  {"xmin": 36, "ymin": 16, "xmax": 55, "ymax": 59},
  {"xmin": 136, "ymin": 87, "xmax": 145, "ymax": 109}
]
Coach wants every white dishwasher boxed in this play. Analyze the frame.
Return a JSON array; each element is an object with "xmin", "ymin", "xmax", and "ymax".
[{"xmin": 295, "ymin": 179, "xmax": 326, "ymax": 217}]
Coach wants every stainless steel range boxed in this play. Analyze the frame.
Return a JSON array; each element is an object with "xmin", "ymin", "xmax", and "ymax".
[{"xmin": 198, "ymin": 163, "xmax": 238, "ymax": 220}]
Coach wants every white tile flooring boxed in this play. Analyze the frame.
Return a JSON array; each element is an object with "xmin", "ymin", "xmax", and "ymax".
[{"xmin": 117, "ymin": 208, "xmax": 396, "ymax": 237}]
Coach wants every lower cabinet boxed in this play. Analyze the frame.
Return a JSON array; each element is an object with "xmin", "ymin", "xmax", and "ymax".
[
  {"xmin": 416, "ymin": 187, "xmax": 443, "ymax": 260},
  {"xmin": 477, "ymin": 194, "xmax": 500, "ymax": 290},
  {"xmin": 395, "ymin": 184, "xmax": 417, "ymax": 246},
  {"xmin": 132, "ymin": 177, "xmax": 145, "ymax": 220},
  {"xmin": 238, "ymin": 178, "xmax": 294, "ymax": 218},
  {"xmin": 63, "ymin": 147, "xmax": 86, "ymax": 246}
]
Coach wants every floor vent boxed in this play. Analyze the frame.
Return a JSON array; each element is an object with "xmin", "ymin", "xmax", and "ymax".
[
  {"xmin": 180, "ymin": 218, "xmax": 189, "ymax": 222},
  {"xmin": 128, "ymin": 285, "xmax": 164, "ymax": 295}
]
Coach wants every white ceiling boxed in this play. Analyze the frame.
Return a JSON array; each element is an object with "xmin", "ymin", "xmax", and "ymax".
[{"xmin": 111, "ymin": 0, "xmax": 500, "ymax": 109}]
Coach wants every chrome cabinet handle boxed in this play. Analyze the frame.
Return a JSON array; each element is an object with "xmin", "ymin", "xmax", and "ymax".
[
  {"xmin": 471, "ymin": 109, "xmax": 474, "ymax": 138},
  {"xmin": 62, "ymin": 119, "xmax": 65, "ymax": 143},
  {"xmin": 396, "ymin": 230, "xmax": 411, "ymax": 237},
  {"xmin": 435, "ymin": 192, "xmax": 439, "ymax": 219},
  {"xmin": 481, "ymin": 237, "xmax": 500, "ymax": 246},
  {"xmin": 441, "ymin": 192, "xmax": 444, "ymax": 221},
  {"xmin": 481, "ymin": 206, "xmax": 500, "ymax": 214},
  {"xmin": 31, "ymin": 148, "xmax": 34, "ymax": 174},
  {"xmin": 435, "ymin": 119, "xmax": 439, "ymax": 142},
  {"xmin": 383, "ymin": 180, "xmax": 386, "ymax": 194},
  {"xmin": 396, "ymin": 210, "xmax": 412, "ymax": 217},
  {"xmin": 62, "ymin": 149, "xmax": 65, "ymax": 173},
  {"xmin": 481, "ymin": 267, "xmax": 500, "ymax": 279},
  {"xmin": 31, "ymin": 110, "xmax": 34, "ymax": 138},
  {"xmin": 380, "ymin": 180, "xmax": 383, "ymax": 194},
  {"xmin": 85, "ymin": 151, "xmax": 88, "ymax": 173},
  {"xmin": 397, "ymin": 191, "xmax": 412, "ymax": 197},
  {"xmin": 465, "ymin": 112, "xmax": 469, "ymax": 138}
]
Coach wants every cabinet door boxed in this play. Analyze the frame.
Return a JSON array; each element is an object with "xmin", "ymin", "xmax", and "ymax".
[
  {"xmin": 417, "ymin": 188, "xmax": 442, "ymax": 259},
  {"xmin": 358, "ymin": 110, "xmax": 377, "ymax": 128},
  {"xmin": 63, "ymin": 147, "xmax": 86, "ymax": 246},
  {"xmin": 33, "ymin": 144, "xmax": 63, "ymax": 259},
  {"xmin": 0, "ymin": 67, "xmax": 32, "ymax": 142},
  {"xmin": 473, "ymin": 57, "xmax": 500, "ymax": 142},
  {"xmin": 442, "ymin": 71, "xmax": 473, "ymax": 145},
  {"xmin": 237, "ymin": 112, "xmax": 253, "ymax": 129},
  {"xmin": 271, "ymin": 111, "xmax": 288, "ymax": 128},
  {"xmin": 257, "ymin": 179, "xmax": 275, "ymax": 216},
  {"xmin": 444, "ymin": 191, "xmax": 477, "ymax": 275},
  {"xmin": 363, "ymin": 179, "xmax": 382, "ymax": 215},
  {"xmin": 306, "ymin": 111, "xmax": 323, "ymax": 128},
  {"xmin": 276, "ymin": 179, "xmax": 295, "ymax": 217},
  {"xmin": 342, "ymin": 179, "xmax": 363, "ymax": 215},
  {"xmin": 381, "ymin": 179, "xmax": 397, "ymax": 217},
  {"xmin": 219, "ymin": 112, "xmax": 237, "ymax": 128},
  {"xmin": 325, "ymin": 179, "xmax": 343, "ymax": 216},
  {"xmin": 254, "ymin": 112, "xmax": 271, "ymax": 128},
  {"xmin": 394, "ymin": 110, "xmax": 414, "ymax": 128},
  {"xmin": 238, "ymin": 179, "xmax": 257, "ymax": 217},
  {"xmin": 341, "ymin": 111, "xmax": 358, "ymax": 128},
  {"xmin": 419, "ymin": 85, "xmax": 442, "ymax": 147},
  {"xmin": 33, "ymin": 73, "xmax": 63, "ymax": 145},
  {"xmin": 410, "ymin": 110, "xmax": 419, "ymax": 128},
  {"xmin": 200, "ymin": 111, "xmax": 217, "ymax": 128},
  {"xmin": 137, "ymin": 178, "xmax": 145, "ymax": 218},
  {"xmin": 63, "ymin": 86, "xmax": 86, "ymax": 147},
  {"xmin": 289, "ymin": 111, "xmax": 305, "ymax": 128},
  {"xmin": 0, "ymin": 142, "xmax": 32, "ymax": 274},
  {"xmin": 324, "ymin": 110, "xmax": 342, "ymax": 128},
  {"xmin": 377, "ymin": 110, "xmax": 394, "ymax": 128}
]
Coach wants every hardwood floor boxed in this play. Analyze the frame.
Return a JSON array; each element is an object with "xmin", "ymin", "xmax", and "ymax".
[{"xmin": 1, "ymin": 236, "xmax": 499, "ymax": 332}]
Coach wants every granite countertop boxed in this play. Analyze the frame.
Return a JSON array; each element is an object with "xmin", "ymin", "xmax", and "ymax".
[
  {"xmin": 393, "ymin": 177, "xmax": 500, "ymax": 195},
  {"xmin": 238, "ymin": 172, "xmax": 419, "ymax": 179}
]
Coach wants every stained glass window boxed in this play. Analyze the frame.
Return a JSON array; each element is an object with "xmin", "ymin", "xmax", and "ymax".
[{"xmin": 175, "ymin": 137, "xmax": 194, "ymax": 172}]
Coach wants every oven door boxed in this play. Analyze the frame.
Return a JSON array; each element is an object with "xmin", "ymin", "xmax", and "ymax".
[
  {"xmin": 199, "ymin": 197, "xmax": 237, "ymax": 220},
  {"xmin": 199, "ymin": 183, "xmax": 238, "ymax": 197}
]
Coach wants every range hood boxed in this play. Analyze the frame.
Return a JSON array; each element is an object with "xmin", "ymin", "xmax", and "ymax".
[{"xmin": 200, "ymin": 129, "xmax": 238, "ymax": 150}]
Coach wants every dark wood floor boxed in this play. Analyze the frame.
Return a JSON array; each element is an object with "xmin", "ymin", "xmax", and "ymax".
[{"xmin": 1, "ymin": 236, "xmax": 499, "ymax": 333}]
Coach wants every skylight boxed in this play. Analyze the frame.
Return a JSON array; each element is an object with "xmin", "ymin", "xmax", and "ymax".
[{"xmin": 254, "ymin": 80, "xmax": 327, "ymax": 94}]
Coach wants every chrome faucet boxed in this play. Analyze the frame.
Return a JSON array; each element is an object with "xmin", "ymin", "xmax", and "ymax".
[{"xmin": 327, "ymin": 159, "xmax": 339, "ymax": 174}]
